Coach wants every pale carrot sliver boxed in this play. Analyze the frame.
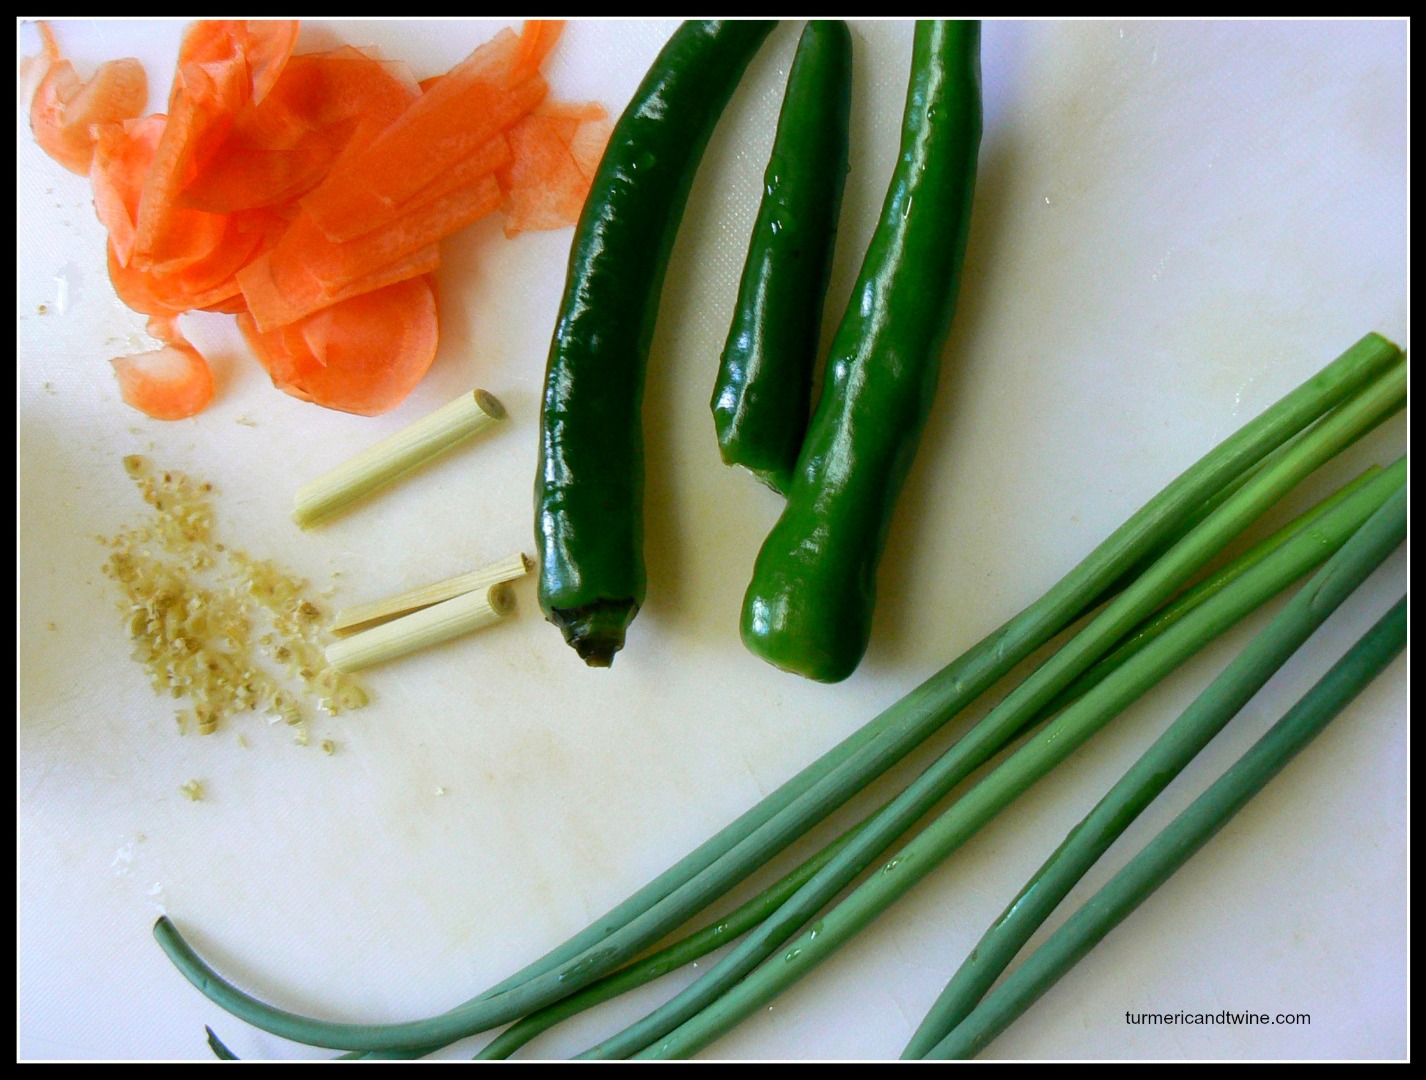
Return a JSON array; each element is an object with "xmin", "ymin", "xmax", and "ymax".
[
  {"xmin": 499, "ymin": 103, "xmax": 611, "ymax": 236},
  {"xmin": 241, "ymin": 19, "xmax": 301, "ymax": 104},
  {"xmin": 111, "ymin": 338, "xmax": 215, "ymax": 420},
  {"xmin": 366, "ymin": 132, "xmax": 512, "ymax": 231},
  {"xmin": 91, "ymin": 114, "xmax": 166, "ymax": 267},
  {"xmin": 134, "ymin": 20, "xmax": 299, "ymax": 271},
  {"xmin": 275, "ymin": 172, "xmax": 501, "ymax": 293},
  {"xmin": 176, "ymin": 49, "xmax": 417, "ymax": 214},
  {"xmin": 237, "ymin": 240, "xmax": 441, "ymax": 333},
  {"xmin": 508, "ymin": 20, "xmax": 565, "ymax": 87}
]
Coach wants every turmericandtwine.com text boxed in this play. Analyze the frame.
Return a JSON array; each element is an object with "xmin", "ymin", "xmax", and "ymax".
[{"xmin": 1125, "ymin": 1011, "xmax": 1310, "ymax": 1026}]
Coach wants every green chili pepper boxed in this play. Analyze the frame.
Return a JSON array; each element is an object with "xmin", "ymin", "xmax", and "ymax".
[
  {"xmin": 741, "ymin": 19, "xmax": 982, "ymax": 682},
  {"xmin": 711, "ymin": 20, "xmax": 853, "ymax": 495},
  {"xmin": 536, "ymin": 20, "xmax": 777, "ymax": 666}
]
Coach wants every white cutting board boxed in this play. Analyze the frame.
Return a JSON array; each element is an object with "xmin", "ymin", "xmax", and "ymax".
[{"xmin": 18, "ymin": 19, "xmax": 1407, "ymax": 1061}]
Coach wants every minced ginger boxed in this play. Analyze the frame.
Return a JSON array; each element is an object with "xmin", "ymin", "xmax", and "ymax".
[{"xmin": 102, "ymin": 455, "xmax": 366, "ymax": 741}]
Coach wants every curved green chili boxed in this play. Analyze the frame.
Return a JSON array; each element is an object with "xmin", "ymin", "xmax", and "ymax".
[
  {"xmin": 741, "ymin": 19, "xmax": 983, "ymax": 682},
  {"xmin": 536, "ymin": 19, "xmax": 777, "ymax": 666},
  {"xmin": 711, "ymin": 19, "xmax": 853, "ymax": 494}
]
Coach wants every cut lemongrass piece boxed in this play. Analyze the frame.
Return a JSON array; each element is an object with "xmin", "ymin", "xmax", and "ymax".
[
  {"xmin": 330, "ymin": 553, "xmax": 531, "ymax": 636},
  {"xmin": 292, "ymin": 389, "xmax": 506, "ymax": 529},
  {"xmin": 325, "ymin": 584, "xmax": 514, "ymax": 673}
]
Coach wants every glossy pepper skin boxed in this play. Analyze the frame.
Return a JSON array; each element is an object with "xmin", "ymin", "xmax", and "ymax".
[
  {"xmin": 711, "ymin": 20, "xmax": 853, "ymax": 495},
  {"xmin": 741, "ymin": 20, "xmax": 982, "ymax": 683},
  {"xmin": 536, "ymin": 20, "xmax": 777, "ymax": 666}
]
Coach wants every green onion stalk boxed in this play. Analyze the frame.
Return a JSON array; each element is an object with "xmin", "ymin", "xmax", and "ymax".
[
  {"xmin": 924, "ymin": 593, "xmax": 1407, "ymax": 1059},
  {"xmin": 904, "ymin": 478, "xmax": 1406, "ymax": 1056}
]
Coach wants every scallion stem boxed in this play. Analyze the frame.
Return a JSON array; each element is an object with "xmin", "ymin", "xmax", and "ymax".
[
  {"xmin": 904, "ymin": 480, "xmax": 1407, "ymax": 1057},
  {"xmin": 924, "ymin": 593, "xmax": 1408, "ymax": 1059}
]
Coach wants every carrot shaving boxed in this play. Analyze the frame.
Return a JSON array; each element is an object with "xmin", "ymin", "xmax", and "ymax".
[
  {"xmin": 237, "ymin": 242, "xmax": 442, "ymax": 334},
  {"xmin": 508, "ymin": 20, "xmax": 566, "ymax": 87},
  {"xmin": 299, "ymin": 28, "xmax": 546, "ymax": 242},
  {"xmin": 499, "ymin": 103, "xmax": 611, "ymax": 237},
  {"xmin": 176, "ymin": 48, "xmax": 418, "ymax": 214}
]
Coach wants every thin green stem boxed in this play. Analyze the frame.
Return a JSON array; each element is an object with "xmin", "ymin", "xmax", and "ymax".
[
  {"xmin": 476, "ymin": 815, "xmax": 878, "ymax": 1058},
  {"xmin": 1041, "ymin": 462, "xmax": 1385, "ymax": 722},
  {"xmin": 926, "ymin": 593, "xmax": 1408, "ymax": 1059},
  {"xmin": 904, "ymin": 479, "xmax": 1406, "ymax": 1056}
]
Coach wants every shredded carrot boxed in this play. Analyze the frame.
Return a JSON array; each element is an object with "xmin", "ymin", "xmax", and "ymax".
[
  {"xmin": 26, "ymin": 19, "xmax": 607, "ymax": 420},
  {"xmin": 176, "ymin": 48, "xmax": 418, "ymax": 214},
  {"xmin": 299, "ymin": 28, "xmax": 546, "ymax": 242},
  {"xmin": 508, "ymin": 20, "xmax": 566, "ymax": 87}
]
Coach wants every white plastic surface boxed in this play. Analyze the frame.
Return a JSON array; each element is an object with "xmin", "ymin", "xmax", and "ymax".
[{"xmin": 19, "ymin": 19, "xmax": 1407, "ymax": 1061}]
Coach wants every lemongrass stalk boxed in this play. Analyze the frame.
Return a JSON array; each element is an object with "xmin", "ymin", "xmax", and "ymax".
[
  {"xmin": 325, "ymin": 584, "xmax": 513, "ymax": 673},
  {"xmin": 905, "ymin": 480, "xmax": 1406, "ymax": 1057},
  {"xmin": 633, "ymin": 465, "xmax": 1405, "ymax": 1059},
  {"xmin": 331, "ymin": 554, "xmax": 531, "ymax": 635},
  {"xmin": 584, "ymin": 367, "xmax": 1405, "ymax": 1059},
  {"xmin": 926, "ymin": 594, "xmax": 1408, "ymax": 1059},
  {"xmin": 292, "ymin": 389, "xmax": 506, "ymax": 529},
  {"xmin": 154, "ymin": 335, "xmax": 1400, "ymax": 1053}
]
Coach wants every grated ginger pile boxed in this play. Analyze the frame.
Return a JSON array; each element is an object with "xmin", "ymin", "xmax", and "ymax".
[{"xmin": 102, "ymin": 455, "xmax": 366, "ymax": 743}]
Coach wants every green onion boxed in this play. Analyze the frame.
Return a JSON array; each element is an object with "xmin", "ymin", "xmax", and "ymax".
[
  {"xmin": 204, "ymin": 1026, "xmax": 237, "ymax": 1060},
  {"xmin": 154, "ymin": 334, "xmax": 1401, "ymax": 1054},
  {"xmin": 904, "ymin": 479, "xmax": 1407, "ymax": 1057},
  {"xmin": 630, "ymin": 464, "xmax": 1405, "ymax": 1059},
  {"xmin": 924, "ymin": 592, "xmax": 1408, "ymax": 1059}
]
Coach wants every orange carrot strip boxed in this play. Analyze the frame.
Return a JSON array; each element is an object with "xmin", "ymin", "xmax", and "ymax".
[
  {"xmin": 272, "ymin": 170, "xmax": 500, "ymax": 293},
  {"xmin": 176, "ymin": 48, "xmax": 418, "ymax": 213},
  {"xmin": 133, "ymin": 20, "xmax": 297, "ymax": 271},
  {"xmin": 499, "ymin": 103, "xmax": 610, "ymax": 236},
  {"xmin": 91, "ymin": 114, "xmax": 166, "ymax": 267},
  {"xmin": 241, "ymin": 19, "xmax": 301, "ymax": 104},
  {"xmin": 28, "ymin": 23, "xmax": 148, "ymax": 176},
  {"xmin": 237, "ymin": 240, "xmax": 441, "ymax": 333},
  {"xmin": 357, "ymin": 131, "xmax": 512, "ymax": 232}
]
